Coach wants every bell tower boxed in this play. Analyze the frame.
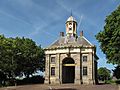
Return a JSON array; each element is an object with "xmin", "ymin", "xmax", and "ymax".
[{"xmin": 66, "ymin": 15, "xmax": 77, "ymax": 37}]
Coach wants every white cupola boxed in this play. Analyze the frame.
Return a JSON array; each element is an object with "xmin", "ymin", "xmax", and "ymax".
[{"xmin": 66, "ymin": 16, "xmax": 77, "ymax": 37}]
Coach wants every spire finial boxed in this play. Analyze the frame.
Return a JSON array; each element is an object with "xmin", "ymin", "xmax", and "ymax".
[{"xmin": 71, "ymin": 9, "xmax": 72, "ymax": 16}]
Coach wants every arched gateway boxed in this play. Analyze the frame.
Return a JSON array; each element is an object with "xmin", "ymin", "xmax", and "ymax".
[
  {"xmin": 44, "ymin": 15, "xmax": 99, "ymax": 85},
  {"xmin": 62, "ymin": 58, "xmax": 75, "ymax": 83}
]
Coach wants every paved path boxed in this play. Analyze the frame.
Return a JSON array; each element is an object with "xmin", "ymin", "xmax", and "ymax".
[{"xmin": 0, "ymin": 84, "xmax": 119, "ymax": 90}]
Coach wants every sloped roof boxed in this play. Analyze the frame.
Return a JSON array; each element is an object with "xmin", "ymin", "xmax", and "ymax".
[
  {"xmin": 46, "ymin": 36, "xmax": 94, "ymax": 49},
  {"xmin": 66, "ymin": 16, "xmax": 77, "ymax": 23}
]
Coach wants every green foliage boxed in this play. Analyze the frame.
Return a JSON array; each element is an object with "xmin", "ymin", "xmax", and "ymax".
[
  {"xmin": 113, "ymin": 66, "xmax": 120, "ymax": 79},
  {"xmin": 98, "ymin": 67, "xmax": 111, "ymax": 81},
  {"xmin": 0, "ymin": 71, "xmax": 6, "ymax": 86},
  {"xmin": 13, "ymin": 37, "xmax": 45, "ymax": 77},
  {"xmin": 105, "ymin": 80, "xmax": 116, "ymax": 84},
  {"xmin": 0, "ymin": 35, "xmax": 45, "ymax": 86},
  {"xmin": 96, "ymin": 5, "xmax": 120, "ymax": 65},
  {"xmin": 115, "ymin": 79, "xmax": 120, "ymax": 84}
]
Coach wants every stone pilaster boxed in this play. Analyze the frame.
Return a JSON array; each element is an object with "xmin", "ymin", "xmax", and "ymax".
[
  {"xmin": 60, "ymin": 62, "xmax": 62, "ymax": 84},
  {"xmin": 92, "ymin": 53, "xmax": 95, "ymax": 84},
  {"xmin": 74, "ymin": 54, "xmax": 81, "ymax": 84},
  {"xmin": 55, "ymin": 53, "xmax": 61, "ymax": 84},
  {"xmin": 75, "ymin": 65, "xmax": 81, "ymax": 84},
  {"xmin": 88, "ymin": 52, "xmax": 95, "ymax": 84},
  {"xmin": 80, "ymin": 50, "xmax": 83, "ymax": 84},
  {"xmin": 44, "ymin": 54, "xmax": 50, "ymax": 84}
]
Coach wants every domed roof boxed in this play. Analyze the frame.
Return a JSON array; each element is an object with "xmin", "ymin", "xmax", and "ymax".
[{"xmin": 66, "ymin": 16, "xmax": 77, "ymax": 23}]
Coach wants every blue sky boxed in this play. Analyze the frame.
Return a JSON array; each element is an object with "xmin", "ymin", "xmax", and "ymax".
[{"xmin": 0, "ymin": 0, "xmax": 120, "ymax": 71}]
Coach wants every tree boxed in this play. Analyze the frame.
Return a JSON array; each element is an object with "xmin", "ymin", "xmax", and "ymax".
[
  {"xmin": 98, "ymin": 67, "xmax": 111, "ymax": 81},
  {"xmin": 113, "ymin": 66, "xmax": 120, "ymax": 79},
  {"xmin": 0, "ymin": 70, "xmax": 6, "ymax": 86},
  {"xmin": 14, "ymin": 37, "xmax": 45, "ymax": 78},
  {"xmin": 0, "ymin": 36, "xmax": 16, "ymax": 79},
  {"xmin": 0, "ymin": 35, "xmax": 45, "ymax": 86},
  {"xmin": 96, "ymin": 5, "xmax": 120, "ymax": 65}
]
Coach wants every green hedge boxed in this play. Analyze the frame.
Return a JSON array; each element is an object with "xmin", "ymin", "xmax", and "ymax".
[
  {"xmin": 115, "ymin": 80, "xmax": 120, "ymax": 84},
  {"xmin": 105, "ymin": 79, "xmax": 120, "ymax": 84}
]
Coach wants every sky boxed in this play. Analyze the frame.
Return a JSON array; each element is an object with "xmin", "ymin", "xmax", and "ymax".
[{"xmin": 0, "ymin": 0, "xmax": 120, "ymax": 71}]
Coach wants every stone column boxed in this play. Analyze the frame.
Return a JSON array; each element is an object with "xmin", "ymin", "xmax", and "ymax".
[
  {"xmin": 60, "ymin": 62, "xmax": 62, "ymax": 84},
  {"xmin": 59, "ymin": 54, "xmax": 65, "ymax": 84},
  {"xmin": 60, "ymin": 54, "xmax": 63, "ymax": 84},
  {"xmin": 44, "ymin": 54, "xmax": 50, "ymax": 84},
  {"xmin": 88, "ymin": 52, "xmax": 95, "ymax": 84},
  {"xmin": 75, "ymin": 54, "xmax": 81, "ymax": 84},
  {"xmin": 80, "ymin": 52, "xmax": 83, "ymax": 84},
  {"xmin": 55, "ymin": 53, "xmax": 60, "ymax": 84},
  {"xmin": 92, "ymin": 53, "xmax": 95, "ymax": 84}
]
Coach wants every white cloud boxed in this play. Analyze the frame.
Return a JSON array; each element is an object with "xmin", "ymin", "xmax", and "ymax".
[
  {"xmin": 28, "ymin": 20, "xmax": 59, "ymax": 39},
  {"xmin": 0, "ymin": 10, "xmax": 32, "ymax": 26}
]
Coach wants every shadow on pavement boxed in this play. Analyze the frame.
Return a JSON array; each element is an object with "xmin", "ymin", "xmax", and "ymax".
[{"xmin": 47, "ymin": 88, "xmax": 76, "ymax": 90}]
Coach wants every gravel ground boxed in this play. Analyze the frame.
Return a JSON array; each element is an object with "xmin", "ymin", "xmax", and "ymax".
[{"xmin": 0, "ymin": 84, "xmax": 119, "ymax": 90}]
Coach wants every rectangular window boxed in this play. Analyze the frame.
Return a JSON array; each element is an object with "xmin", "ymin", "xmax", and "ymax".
[
  {"xmin": 83, "ymin": 67, "xmax": 87, "ymax": 76},
  {"xmin": 51, "ymin": 57, "xmax": 55, "ymax": 63},
  {"xmin": 83, "ymin": 56, "xmax": 87, "ymax": 62},
  {"xmin": 51, "ymin": 67, "xmax": 55, "ymax": 76}
]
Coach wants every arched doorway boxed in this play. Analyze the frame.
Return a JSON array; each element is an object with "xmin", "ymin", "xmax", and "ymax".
[{"xmin": 62, "ymin": 57, "xmax": 75, "ymax": 83}]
